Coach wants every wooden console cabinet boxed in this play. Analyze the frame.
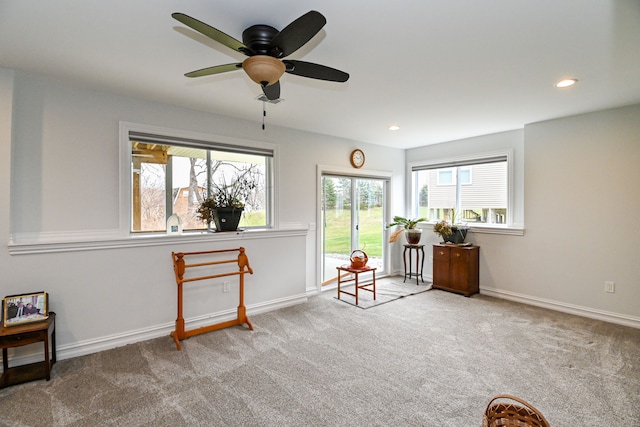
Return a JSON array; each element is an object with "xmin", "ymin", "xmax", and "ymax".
[{"xmin": 433, "ymin": 245, "xmax": 479, "ymax": 297}]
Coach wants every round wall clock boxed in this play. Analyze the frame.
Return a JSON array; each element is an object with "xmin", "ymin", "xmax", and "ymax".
[{"xmin": 350, "ymin": 149, "xmax": 365, "ymax": 168}]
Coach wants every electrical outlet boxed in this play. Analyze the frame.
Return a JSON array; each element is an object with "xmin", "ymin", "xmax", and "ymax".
[
  {"xmin": 604, "ymin": 281, "xmax": 615, "ymax": 293},
  {"xmin": 223, "ymin": 281, "xmax": 230, "ymax": 293}
]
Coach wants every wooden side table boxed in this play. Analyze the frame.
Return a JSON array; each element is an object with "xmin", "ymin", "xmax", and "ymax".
[
  {"xmin": 336, "ymin": 265, "xmax": 377, "ymax": 306},
  {"xmin": 0, "ymin": 312, "xmax": 56, "ymax": 388},
  {"xmin": 403, "ymin": 244, "xmax": 425, "ymax": 285}
]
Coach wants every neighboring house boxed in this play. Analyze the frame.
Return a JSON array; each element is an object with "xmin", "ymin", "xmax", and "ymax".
[
  {"xmin": 172, "ymin": 186, "xmax": 207, "ymax": 230},
  {"xmin": 423, "ymin": 162, "xmax": 508, "ymax": 224}
]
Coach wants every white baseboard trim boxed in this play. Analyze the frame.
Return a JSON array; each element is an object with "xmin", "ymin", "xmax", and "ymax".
[
  {"xmin": 1, "ymin": 294, "xmax": 308, "ymax": 367},
  {"xmin": 5, "ymin": 287, "xmax": 636, "ymax": 369},
  {"xmin": 480, "ymin": 286, "xmax": 640, "ymax": 329}
]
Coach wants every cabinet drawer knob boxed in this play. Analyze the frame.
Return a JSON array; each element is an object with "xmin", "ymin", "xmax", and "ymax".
[
  {"xmin": 455, "ymin": 253, "xmax": 460, "ymax": 257},
  {"xmin": 439, "ymin": 251, "xmax": 444, "ymax": 256}
]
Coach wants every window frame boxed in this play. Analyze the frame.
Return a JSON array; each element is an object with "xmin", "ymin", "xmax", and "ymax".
[
  {"xmin": 409, "ymin": 150, "xmax": 521, "ymax": 234},
  {"xmin": 119, "ymin": 122, "xmax": 278, "ymax": 235}
]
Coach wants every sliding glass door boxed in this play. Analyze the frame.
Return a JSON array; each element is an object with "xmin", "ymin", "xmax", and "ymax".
[{"xmin": 321, "ymin": 175, "xmax": 387, "ymax": 283}]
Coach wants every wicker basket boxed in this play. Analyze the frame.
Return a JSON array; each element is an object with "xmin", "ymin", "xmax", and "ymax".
[
  {"xmin": 349, "ymin": 250, "xmax": 368, "ymax": 269},
  {"xmin": 483, "ymin": 394, "xmax": 550, "ymax": 427}
]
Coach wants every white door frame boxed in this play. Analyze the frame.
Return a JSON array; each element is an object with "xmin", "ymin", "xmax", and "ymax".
[{"xmin": 316, "ymin": 164, "xmax": 393, "ymax": 293}]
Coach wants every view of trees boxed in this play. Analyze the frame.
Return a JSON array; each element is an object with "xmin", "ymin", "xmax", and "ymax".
[
  {"xmin": 321, "ymin": 176, "xmax": 385, "ymax": 262},
  {"xmin": 322, "ymin": 178, "xmax": 383, "ymax": 211},
  {"xmin": 139, "ymin": 163, "xmax": 166, "ymax": 231},
  {"xmin": 137, "ymin": 154, "xmax": 265, "ymax": 232}
]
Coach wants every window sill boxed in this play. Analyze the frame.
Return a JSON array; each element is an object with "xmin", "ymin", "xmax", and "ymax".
[
  {"xmin": 8, "ymin": 228, "xmax": 308, "ymax": 255},
  {"xmin": 420, "ymin": 223, "xmax": 524, "ymax": 236}
]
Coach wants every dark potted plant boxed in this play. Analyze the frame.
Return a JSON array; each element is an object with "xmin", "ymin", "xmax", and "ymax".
[
  {"xmin": 433, "ymin": 209, "xmax": 469, "ymax": 244},
  {"xmin": 388, "ymin": 216, "xmax": 426, "ymax": 244},
  {"xmin": 197, "ymin": 174, "xmax": 256, "ymax": 232}
]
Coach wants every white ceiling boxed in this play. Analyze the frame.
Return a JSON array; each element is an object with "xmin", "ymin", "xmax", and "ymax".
[{"xmin": 1, "ymin": 1, "xmax": 639, "ymax": 148}]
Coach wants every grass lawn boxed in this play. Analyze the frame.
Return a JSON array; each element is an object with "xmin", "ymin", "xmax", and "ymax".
[
  {"xmin": 240, "ymin": 208, "xmax": 385, "ymax": 258},
  {"xmin": 323, "ymin": 207, "xmax": 384, "ymax": 257}
]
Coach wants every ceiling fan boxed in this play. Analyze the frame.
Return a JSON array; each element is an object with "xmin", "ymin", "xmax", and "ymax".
[{"xmin": 172, "ymin": 10, "xmax": 349, "ymax": 101}]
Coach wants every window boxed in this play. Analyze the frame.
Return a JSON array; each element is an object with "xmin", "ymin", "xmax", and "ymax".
[
  {"xmin": 128, "ymin": 129, "xmax": 273, "ymax": 233},
  {"xmin": 437, "ymin": 167, "xmax": 471, "ymax": 185},
  {"xmin": 413, "ymin": 154, "xmax": 509, "ymax": 225},
  {"xmin": 438, "ymin": 169, "xmax": 454, "ymax": 185}
]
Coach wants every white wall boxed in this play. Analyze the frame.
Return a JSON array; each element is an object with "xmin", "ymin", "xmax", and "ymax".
[
  {"xmin": 1, "ymin": 69, "xmax": 405, "ymax": 360},
  {"xmin": 0, "ymin": 69, "xmax": 13, "ymax": 254},
  {"xmin": 407, "ymin": 105, "xmax": 640, "ymax": 326},
  {"xmin": 519, "ymin": 105, "xmax": 640, "ymax": 319}
]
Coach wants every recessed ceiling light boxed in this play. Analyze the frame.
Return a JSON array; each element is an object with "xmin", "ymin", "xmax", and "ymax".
[
  {"xmin": 389, "ymin": 125, "xmax": 400, "ymax": 131},
  {"xmin": 555, "ymin": 78, "xmax": 578, "ymax": 88}
]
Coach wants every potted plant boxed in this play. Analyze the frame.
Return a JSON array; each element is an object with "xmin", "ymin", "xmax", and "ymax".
[
  {"xmin": 388, "ymin": 216, "xmax": 426, "ymax": 244},
  {"xmin": 197, "ymin": 174, "xmax": 256, "ymax": 232},
  {"xmin": 433, "ymin": 209, "xmax": 469, "ymax": 244}
]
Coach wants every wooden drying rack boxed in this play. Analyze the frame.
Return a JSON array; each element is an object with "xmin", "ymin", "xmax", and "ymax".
[{"xmin": 170, "ymin": 247, "xmax": 253, "ymax": 351}]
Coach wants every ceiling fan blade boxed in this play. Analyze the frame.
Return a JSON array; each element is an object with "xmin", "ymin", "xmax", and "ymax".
[
  {"xmin": 268, "ymin": 11, "xmax": 326, "ymax": 58},
  {"xmin": 284, "ymin": 60, "xmax": 349, "ymax": 82},
  {"xmin": 184, "ymin": 63, "xmax": 242, "ymax": 78},
  {"xmin": 262, "ymin": 81, "xmax": 281, "ymax": 100},
  {"xmin": 172, "ymin": 13, "xmax": 253, "ymax": 55}
]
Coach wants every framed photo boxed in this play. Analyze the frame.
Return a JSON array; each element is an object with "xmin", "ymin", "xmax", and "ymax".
[{"xmin": 2, "ymin": 292, "xmax": 48, "ymax": 327}]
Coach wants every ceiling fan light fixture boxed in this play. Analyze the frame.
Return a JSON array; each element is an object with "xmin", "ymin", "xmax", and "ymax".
[
  {"xmin": 173, "ymin": 11, "xmax": 348, "ymax": 99},
  {"xmin": 555, "ymin": 78, "xmax": 578, "ymax": 88},
  {"xmin": 243, "ymin": 55, "xmax": 286, "ymax": 86}
]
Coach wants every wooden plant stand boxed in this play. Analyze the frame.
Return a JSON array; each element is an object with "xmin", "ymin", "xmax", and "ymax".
[{"xmin": 170, "ymin": 247, "xmax": 253, "ymax": 351}]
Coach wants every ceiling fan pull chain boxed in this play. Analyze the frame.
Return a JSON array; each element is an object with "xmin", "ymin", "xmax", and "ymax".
[{"xmin": 262, "ymin": 101, "xmax": 266, "ymax": 130}]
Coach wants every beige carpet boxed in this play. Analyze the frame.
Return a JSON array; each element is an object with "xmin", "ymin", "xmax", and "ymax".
[{"xmin": 1, "ymin": 277, "xmax": 639, "ymax": 426}]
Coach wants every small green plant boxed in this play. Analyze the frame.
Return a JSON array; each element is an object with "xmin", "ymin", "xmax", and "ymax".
[
  {"xmin": 387, "ymin": 216, "xmax": 426, "ymax": 243},
  {"xmin": 388, "ymin": 216, "xmax": 426, "ymax": 230}
]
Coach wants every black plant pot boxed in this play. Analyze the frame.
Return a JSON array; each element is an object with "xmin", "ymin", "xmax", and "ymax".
[
  {"xmin": 442, "ymin": 227, "xmax": 468, "ymax": 244},
  {"xmin": 211, "ymin": 207, "xmax": 243, "ymax": 232}
]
